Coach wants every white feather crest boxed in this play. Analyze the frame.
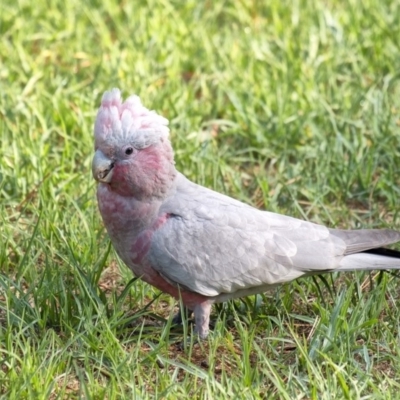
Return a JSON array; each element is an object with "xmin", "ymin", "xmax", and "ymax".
[{"xmin": 94, "ymin": 88, "xmax": 169, "ymax": 148}]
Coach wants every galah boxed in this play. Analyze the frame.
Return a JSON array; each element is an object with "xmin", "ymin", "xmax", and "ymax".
[{"xmin": 92, "ymin": 88, "xmax": 400, "ymax": 339}]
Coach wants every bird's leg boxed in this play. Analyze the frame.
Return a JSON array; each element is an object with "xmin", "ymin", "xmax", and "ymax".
[
  {"xmin": 193, "ymin": 301, "xmax": 212, "ymax": 339},
  {"xmin": 172, "ymin": 306, "xmax": 192, "ymax": 325}
]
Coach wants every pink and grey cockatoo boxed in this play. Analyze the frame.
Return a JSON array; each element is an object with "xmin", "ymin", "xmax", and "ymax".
[{"xmin": 92, "ymin": 88, "xmax": 400, "ymax": 339}]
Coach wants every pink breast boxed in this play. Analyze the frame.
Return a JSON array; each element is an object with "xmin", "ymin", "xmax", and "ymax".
[{"xmin": 130, "ymin": 213, "xmax": 170, "ymax": 264}]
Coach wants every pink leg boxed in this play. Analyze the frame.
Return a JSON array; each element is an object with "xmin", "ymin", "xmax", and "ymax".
[{"xmin": 193, "ymin": 302, "xmax": 212, "ymax": 339}]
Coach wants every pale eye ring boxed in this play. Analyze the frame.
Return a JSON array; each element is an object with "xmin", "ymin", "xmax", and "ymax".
[{"xmin": 125, "ymin": 147, "xmax": 134, "ymax": 155}]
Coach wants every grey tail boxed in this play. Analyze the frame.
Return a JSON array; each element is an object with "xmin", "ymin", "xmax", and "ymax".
[{"xmin": 338, "ymin": 247, "xmax": 400, "ymax": 271}]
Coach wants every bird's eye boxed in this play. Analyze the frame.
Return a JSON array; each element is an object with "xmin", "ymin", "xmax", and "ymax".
[{"xmin": 125, "ymin": 147, "xmax": 134, "ymax": 155}]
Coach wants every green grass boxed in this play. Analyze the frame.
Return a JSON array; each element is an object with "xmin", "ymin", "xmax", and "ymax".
[{"xmin": 1, "ymin": 0, "xmax": 400, "ymax": 398}]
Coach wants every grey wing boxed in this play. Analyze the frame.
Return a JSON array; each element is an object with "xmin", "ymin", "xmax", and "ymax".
[
  {"xmin": 146, "ymin": 178, "xmax": 335, "ymax": 296},
  {"xmin": 148, "ymin": 215, "xmax": 330, "ymax": 297}
]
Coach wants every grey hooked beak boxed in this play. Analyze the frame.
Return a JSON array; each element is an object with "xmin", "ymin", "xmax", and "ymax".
[{"xmin": 92, "ymin": 150, "xmax": 114, "ymax": 183}]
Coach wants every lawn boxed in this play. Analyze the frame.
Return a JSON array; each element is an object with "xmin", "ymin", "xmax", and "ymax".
[{"xmin": 1, "ymin": 0, "xmax": 400, "ymax": 398}]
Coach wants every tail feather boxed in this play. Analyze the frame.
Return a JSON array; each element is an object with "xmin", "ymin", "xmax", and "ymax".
[
  {"xmin": 330, "ymin": 228, "xmax": 400, "ymax": 255},
  {"xmin": 338, "ymin": 248, "xmax": 400, "ymax": 271}
]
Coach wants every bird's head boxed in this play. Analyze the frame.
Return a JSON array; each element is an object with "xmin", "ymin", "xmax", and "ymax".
[{"xmin": 92, "ymin": 89, "xmax": 176, "ymax": 198}]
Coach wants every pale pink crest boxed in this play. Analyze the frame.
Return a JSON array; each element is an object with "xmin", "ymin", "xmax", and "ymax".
[{"xmin": 94, "ymin": 88, "xmax": 169, "ymax": 148}]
